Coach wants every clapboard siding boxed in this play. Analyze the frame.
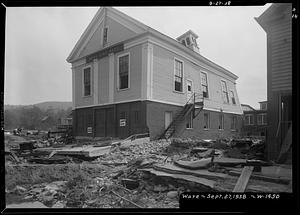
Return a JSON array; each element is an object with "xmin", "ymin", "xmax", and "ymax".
[{"xmin": 269, "ymin": 11, "xmax": 292, "ymax": 92}]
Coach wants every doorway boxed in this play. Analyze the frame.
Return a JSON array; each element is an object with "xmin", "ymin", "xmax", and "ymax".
[
  {"xmin": 165, "ymin": 111, "xmax": 173, "ymax": 129},
  {"xmin": 187, "ymin": 80, "xmax": 193, "ymax": 102}
]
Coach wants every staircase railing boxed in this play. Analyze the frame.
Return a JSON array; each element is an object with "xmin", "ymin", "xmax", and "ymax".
[{"xmin": 159, "ymin": 92, "xmax": 204, "ymax": 139}]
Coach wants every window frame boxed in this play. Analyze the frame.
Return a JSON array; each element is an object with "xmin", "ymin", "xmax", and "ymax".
[
  {"xmin": 200, "ymin": 71, "xmax": 209, "ymax": 99},
  {"xmin": 221, "ymin": 80, "xmax": 229, "ymax": 104},
  {"xmin": 257, "ymin": 113, "xmax": 267, "ymax": 125},
  {"xmin": 82, "ymin": 65, "xmax": 92, "ymax": 97},
  {"xmin": 245, "ymin": 114, "xmax": 254, "ymax": 125},
  {"xmin": 230, "ymin": 90, "xmax": 236, "ymax": 105},
  {"xmin": 231, "ymin": 115, "xmax": 237, "ymax": 130},
  {"xmin": 173, "ymin": 58, "xmax": 184, "ymax": 93},
  {"xmin": 102, "ymin": 26, "xmax": 109, "ymax": 47},
  {"xmin": 117, "ymin": 52, "xmax": 130, "ymax": 91},
  {"xmin": 203, "ymin": 112, "xmax": 210, "ymax": 130}
]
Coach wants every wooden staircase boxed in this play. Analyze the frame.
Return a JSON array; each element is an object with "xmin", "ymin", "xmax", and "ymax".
[{"xmin": 159, "ymin": 93, "xmax": 204, "ymax": 139}]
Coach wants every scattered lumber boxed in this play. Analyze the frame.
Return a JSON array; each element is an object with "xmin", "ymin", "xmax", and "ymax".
[
  {"xmin": 152, "ymin": 163, "xmax": 227, "ymax": 181},
  {"xmin": 233, "ymin": 166, "xmax": 254, "ymax": 193},
  {"xmin": 174, "ymin": 157, "xmax": 247, "ymax": 170},
  {"xmin": 140, "ymin": 168, "xmax": 216, "ymax": 190}
]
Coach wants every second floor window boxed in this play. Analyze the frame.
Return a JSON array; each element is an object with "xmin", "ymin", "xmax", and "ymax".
[
  {"xmin": 230, "ymin": 91, "xmax": 236, "ymax": 104},
  {"xmin": 83, "ymin": 67, "xmax": 91, "ymax": 96},
  {"xmin": 257, "ymin": 113, "xmax": 267, "ymax": 125},
  {"xmin": 221, "ymin": 80, "xmax": 229, "ymax": 103},
  {"xmin": 245, "ymin": 114, "xmax": 254, "ymax": 125},
  {"xmin": 201, "ymin": 72, "xmax": 209, "ymax": 98},
  {"xmin": 119, "ymin": 54, "xmax": 129, "ymax": 90},
  {"xmin": 174, "ymin": 59, "xmax": 183, "ymax": 92}
]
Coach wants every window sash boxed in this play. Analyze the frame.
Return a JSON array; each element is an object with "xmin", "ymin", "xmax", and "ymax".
[
  {"xmin": 230, "ymin": 91, "xmax": 236, "ymax": 104},
  {"xmin": 83, "ymin": 68, "xmax": 91, "ymax": 96},
  {"xmin": 119, "ymin": 55, "xmax": 129, "ymax": 89},
  {"xmin": 174, "ymin": 60, "xmax": 183, "ymax": 92}
]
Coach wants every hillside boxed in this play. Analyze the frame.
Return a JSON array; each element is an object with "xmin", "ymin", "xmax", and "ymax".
[{"xmin": 5, "ymin": 101, "xmax": 72, "ymax": 111}]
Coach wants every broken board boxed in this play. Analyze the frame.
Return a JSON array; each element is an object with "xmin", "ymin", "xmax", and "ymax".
[
  {"xmin": 140, "ymin": 168, "xmax": 216, "ymax": 190},
  {"xmin": 233, "ymin": 166, "xmax": 254, "ymax": 193},
  {"xmin": 175, "ymin": 157, "xmax": 247, "ymax": 170},
  {"xmin": 152, "ymin": 163, "xmax": 227, "ymax": 181}
]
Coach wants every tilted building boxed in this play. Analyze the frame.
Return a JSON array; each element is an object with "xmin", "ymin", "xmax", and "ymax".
[
  {"xmin": 67, "ymin": 7, "xmax": 243, "ymax": 140},
  {"xmin": 255, "ymin": 3, "xmax": 292, "ymax": 161}
]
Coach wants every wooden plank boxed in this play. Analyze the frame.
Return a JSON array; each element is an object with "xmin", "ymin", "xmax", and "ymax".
[
  {"xmin": 139, "ymin": 168, "xmax": 216, "ymax": 189},
  {"xmin": 153, "ymin": 163, "xmax": 227, "ymax": 181},
  {"xmin": 175, "ymin": 157, "xmax": 247, "ymax": 170},
  {"xmin": 233, "ymin": 166, "xmax": 254, "ymax": 193},
  {"xmin": 228, "ymin": 168, "xmax": 290, "ymax": 185}
]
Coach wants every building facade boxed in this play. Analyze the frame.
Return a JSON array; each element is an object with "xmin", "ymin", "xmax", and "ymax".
[
  {"xmin": 241, "ymin": 102, "xmax": 267, "ymax": 137},
  {"xmin": 255, "ymin": 3, "xmax": 292, "ymax": 161},
  {"xmin": 67, "ymin": 7, "xmax": 244, "ymax": 140}
]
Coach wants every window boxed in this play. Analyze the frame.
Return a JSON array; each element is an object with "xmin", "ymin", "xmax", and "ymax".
[
  {"xmin": 257, "ymin": 113, "xmax": 267, "ymax": 125},
  {"xmin": 230, "ymin": 91, "xmax": 236, "ymax": 104},
  {"xmin": 83, "ymin": 67, "xmax": 91, "ymax": 96},
  {"xmin": 186, "ymin": 37, "xmax": 191, "ymax": 45},
  {"xmin": 120, "ymin": 111, "xmax": 126, "ymax": 119},
  {"xmin": 103, "ymin": 27, "xmax": 108, "ymax": 46},
  {"xmin": 219, "ymin": 113, "xmax": 224, "ymax": 130},
  {"xmin": 204, "ymin": 113, "xmax": 210, "ymax": 129},
  {"xmin": 181, "ymin": 40, "xmax": 186, "ymax": 46},
  {"xmin": 186, "ymin": 113, "xmax": 193, "ymax": 129},
  {"xmin": 118, "ymin": 54, "xmax": 129, "ymax": 89},
  {"xmin": 231, "ymin": 116, "xmax": 237, "ymax": 130},
  {"xmin": 245, "ymin": 114, "xmax": 254, "ymax": 125},
  {"xmin": 221, "ymin": 80, "xmax": 229, "ymax": 103},
  {"xmin": 200, "ymin": 72, "xmax": 209, "ymax": 98},
  {"xmin": 260, "ymin": 103, "xmax": 267, "ymax": 110},
  {"xmin": 174, "ymin": 59, "xmax": 183, "ymax": 92}
]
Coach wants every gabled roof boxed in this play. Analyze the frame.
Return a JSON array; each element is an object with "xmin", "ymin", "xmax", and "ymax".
[
  {"xmin": 67, "ymin": 7, "xmax": 239, "ymax": 80},
  {"xmin": 255, "ymin": 3, "xmax": 292, "ymax": 31}
]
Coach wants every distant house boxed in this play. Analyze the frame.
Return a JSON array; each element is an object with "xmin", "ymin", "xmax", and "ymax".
[
  {"xmin": 67, "ymin": 7, "xmax": 244, "ymax": 140},
  {"xmin": 241, "ymin": 102, "xmax": 267, "ymax": 137},
  {"xmin": 255, "ymin": 3, "xmax": 292, "ymax": 161}
]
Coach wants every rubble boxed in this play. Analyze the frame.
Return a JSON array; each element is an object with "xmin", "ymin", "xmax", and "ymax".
[{"xmin": 5, "ymin": 133, "xmax": 292, "ymax": 208}]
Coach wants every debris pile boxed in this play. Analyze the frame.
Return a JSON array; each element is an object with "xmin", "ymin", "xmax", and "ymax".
[{"xmin": 5, "ymin": 133, "xmax": 292, "ymax": 208}]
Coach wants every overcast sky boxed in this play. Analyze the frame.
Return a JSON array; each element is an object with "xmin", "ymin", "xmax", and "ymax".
[{"xmin": 5, "ymin": 5, "xmax": 271, "ymax": 108}]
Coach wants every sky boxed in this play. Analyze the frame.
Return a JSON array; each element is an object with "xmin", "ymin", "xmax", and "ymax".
[{"xmin": 4, "ymin": 5, "xmax": 271, "ymax": 109}]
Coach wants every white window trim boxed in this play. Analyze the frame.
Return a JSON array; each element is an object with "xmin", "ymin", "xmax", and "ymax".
[
  {"xmin": 82, "ymin": 65, "xmax": 92, "ymax": 97},
  {"xmin": 220, "ymin": 79, "xmax": 229, "ymax": 104},
  {"xmin": 245, "ymin": 114, "xmax": 254, "ymax": 125},
  {"xmin": 200, "ymin": 70, "xmax": 210, "ymax": 99},
  {"xmin": 117, "ymin": 52, "xmax": 130, "ymax": 91},
  {"xmin": 186, "ymin": 78, "xmax": 194, "ymax": 101},
  {"xmin": 102, "ymin": 26, "xmax": 109, "ymax": 47},
  {"xmin": 257, "ymin": 113, "xmax": 267, "ymax": 125},
  {"xmin": 203, "ymin": 112, "xmax": 210, "ymax": 130},
  {"xmin": 173, "ymin": 57, "xmax": 184, "ymax": 93}
]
